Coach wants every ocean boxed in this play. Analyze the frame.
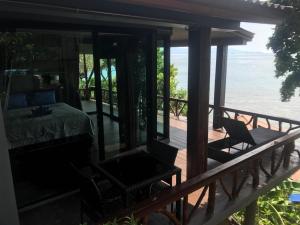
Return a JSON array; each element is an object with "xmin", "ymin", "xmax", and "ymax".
[{"xmin": 171, "ymin": 47, "xmax": 300, "ymax": 121}]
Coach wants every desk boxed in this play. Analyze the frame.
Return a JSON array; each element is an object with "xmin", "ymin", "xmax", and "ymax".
[{"xmin": 93, "ymin": 149, "xmax": 181, "ymax": 217}]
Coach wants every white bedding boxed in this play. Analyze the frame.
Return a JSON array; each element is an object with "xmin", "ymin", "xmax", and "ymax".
[{"xmin": 4, "ymin": 103, "xmax": 95, "ymax": 149}]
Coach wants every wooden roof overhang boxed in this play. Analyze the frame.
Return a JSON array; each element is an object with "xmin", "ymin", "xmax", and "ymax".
[
  {"xmin": 0, "ymin": 0, "xmax": 291, "ymax": 31},
  {"xmin": 172, "ymin": 27, "xmax": 254, "ymax": 46}
]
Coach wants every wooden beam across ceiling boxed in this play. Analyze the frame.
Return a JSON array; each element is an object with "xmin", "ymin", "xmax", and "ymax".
[{"xmin": 0, "ymin": 0, "xmax": 240, "ymax": 29}]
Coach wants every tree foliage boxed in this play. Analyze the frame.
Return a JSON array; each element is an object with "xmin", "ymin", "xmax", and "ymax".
[
  {"xmin": 268, "ymin": 0, "xmax": 300, "ymax": 101},
  {"xmin": 80, "ymin": 49, "xmax": 186, "ymax": 100},
  {"xmin": 233, "ymin": 179, "xmax": 300, "ymax": 225}
]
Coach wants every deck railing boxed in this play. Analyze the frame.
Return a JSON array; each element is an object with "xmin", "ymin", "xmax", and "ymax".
[
  {"xmin": 79, "ymin": 87, "xmax": 118, "ymax": 105},
  {"xmin": 80, "ymin": 88, "xmax": 300, "ymax": 224},
  {"xmin": 157, "ymin": 95, "xmax": 300, "ymax": 133},
  {"xmin": 80, "ymin": 88, "xmax": 300, "ymax": 133},
  {"xmin": 131, "ymin": 130, "xmax": 300, "ymax": 225},
  {"xmin": 210, "ymin": 105, "xmax": 300, "ymax": 133}
]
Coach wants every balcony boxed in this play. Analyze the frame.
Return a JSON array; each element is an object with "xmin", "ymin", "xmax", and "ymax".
[{"xmin": 78, "ymin": 93, "xmax": 300, "ymax": 225}]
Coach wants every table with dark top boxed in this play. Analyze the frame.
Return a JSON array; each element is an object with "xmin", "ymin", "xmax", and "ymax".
[{"xmin": 93, "ymin": 149, "xmax": 181, "ymax": 217}]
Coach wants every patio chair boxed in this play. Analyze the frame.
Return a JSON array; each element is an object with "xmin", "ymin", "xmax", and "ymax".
[
  {"xmin": 148, "ymin": 139, "xmax": 179, "ymax": 168},
  {"xmin": 208, "ymin": 118, "xmax": 284, "ymax": 163},
  {"xmin": 222, "ymin": 117, "xmax": 284, "ymax": 147},
  {"xmin": 147, "ymin": 140, "xmax": 179, "ymax": 210},
  {"xmin": 70, "ymin": 164, "xmax": 123, "ymax": 224}
]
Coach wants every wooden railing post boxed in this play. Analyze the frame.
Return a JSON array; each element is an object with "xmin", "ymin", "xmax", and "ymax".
[
  {"xmin": 252, "ymin": 161, "xmax": 259, "ymax": 188},
  {"xmin": 207, "ymin": 182, "xmax": 216, "ymax": 217},
  {"xmin": 231, "ymin": 171, "xmax": 238, "ymax": 199},
  {"xmin": 283, "ymin": 141, "xmax": 295, "ymax": 169},
  {"xmin": 243, "ymin": 199, "xmax": 257, "ymax": 225},
  {"xmin": 252, "ymin": 116, "xmax": 258, "ymax": 129},
  {"xmin": 182, "ymin": 196, "xmax": 189, "ymax": 225}
]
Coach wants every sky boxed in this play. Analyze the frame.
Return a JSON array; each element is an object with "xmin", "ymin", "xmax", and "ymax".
[{"xmin": 231, "ymin": 22, "xmax": 275, "ymax": 53}]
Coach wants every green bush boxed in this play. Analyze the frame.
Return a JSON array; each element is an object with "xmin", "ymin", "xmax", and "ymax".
[{"xmin": 232, "ymin": 179, "xmax": 300, "ymax": 225}]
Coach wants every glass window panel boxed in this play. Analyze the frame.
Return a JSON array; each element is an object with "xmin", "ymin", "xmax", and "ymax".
[{"xmin": 157, "ymin": 40, "xmax": 164, "ymax": 135}]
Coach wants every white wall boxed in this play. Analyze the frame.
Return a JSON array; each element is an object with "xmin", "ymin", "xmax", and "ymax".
[{"xmin": 0, "ymin": 105, "xmax": 19, "ymax": 225}]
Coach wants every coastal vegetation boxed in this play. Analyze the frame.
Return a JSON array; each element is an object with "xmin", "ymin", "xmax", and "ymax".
[
  {"xmin": 232, "ymin": 179, "xmax": 300, "ymax": 225},
  {"xmin": 268, "ymin": 0, "xmax": 300, "ymax": 102},
  {"xmin": 79, "ymin": 49, "xmax": 187, "ymax": 115}
]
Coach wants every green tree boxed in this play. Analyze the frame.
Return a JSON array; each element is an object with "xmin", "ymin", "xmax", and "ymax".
[
  {"xmin": 268, "ymin": 0, "xmax": 300, "ymax": 101},
  {"xmin": 157, "ymin": 48, "xmax": 186, "ymax": 98}
]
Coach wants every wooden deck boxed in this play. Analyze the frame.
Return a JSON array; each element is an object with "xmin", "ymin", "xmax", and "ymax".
[
  {"xmin": 81, "ymin": 100, "xmax": 300, "ymax": 182},
  {"xmin": 169, "ymin": 116, "xmax": 226, "ymax": 181},
  {"xmin": 80, "ymin": 100, "xmax": 300, "ymax": 225}
]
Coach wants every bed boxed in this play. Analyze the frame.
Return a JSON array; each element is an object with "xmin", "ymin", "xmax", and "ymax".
[
  {"xmin": 4, "ymin": 102, "xmax": 95, "ymax": 209},
  {"xmin": 5, "ymin": 102, "xmax": 95, "ymax": 165},
  {"xmin": 5, "ymin": 102, "xmax": 94, "ymax": 149}
]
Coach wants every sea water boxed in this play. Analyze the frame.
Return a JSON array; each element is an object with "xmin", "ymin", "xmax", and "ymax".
[{"xmin": 171, "ymin": 47, "xmax": 300, "ymax": 121}]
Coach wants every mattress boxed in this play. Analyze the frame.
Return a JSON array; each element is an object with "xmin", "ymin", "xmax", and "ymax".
[{"xmin": 4, "ymin": 103, "xmax": 95, "ymax": 149}]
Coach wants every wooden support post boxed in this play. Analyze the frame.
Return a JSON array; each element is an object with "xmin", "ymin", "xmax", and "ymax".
[
  {"xmin": 187, "ymin": 27, "xmax": 211, "ymax": 178},
  {"xmin": 163, "ymin": 36, "xmax": 171, "ymax": 139},
  {"xmin": 146, "ymin": 32, "xmax": 157, "ymax": 145},
  {"xmin": 243, "ymin": 200, "xmax": 257, "ymax": 225},
  {"xmin": 213, "ymin": 45, "xmax": 228, "ymax": 129},
  {"xmin": 107, "ymin": 58, "xmax": 114, "ymax": 118},
  {"xmin": 92, "ymin": 32, "xmax": 105, "ymax": 161}
]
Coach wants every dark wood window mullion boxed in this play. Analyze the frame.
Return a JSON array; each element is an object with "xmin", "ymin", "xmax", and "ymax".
[
  {"xmin": 92, "ymin": 32, "xmax": 105, "ymax": 161},
  {"xmin": 163, "ymin": 36, "xmax": 171, "ymax": 139},
  {"xmin": 107, "ymin": 58, "xmax": 114, "ymax": 119},
  {"xmin": 146, "ymin": 31, "xmax": 158, "ymax": 145}
]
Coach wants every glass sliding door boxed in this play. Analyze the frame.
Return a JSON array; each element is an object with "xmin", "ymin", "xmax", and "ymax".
[
  {"xmin": 94, "ymin": 34, "xmax": 149, "ymax": 159},
  {"xmin": 101, "ymin": 58, "xmax": 118, "ymax": 119},
  {"xmin": 157, "ymin": 36, "xmax": 171, "ymax": 139}
]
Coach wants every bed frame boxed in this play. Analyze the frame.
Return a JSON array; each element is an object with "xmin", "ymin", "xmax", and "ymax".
[{"xmin": 9, "ymin": 134, "xmax": 93, "ymax": 163}]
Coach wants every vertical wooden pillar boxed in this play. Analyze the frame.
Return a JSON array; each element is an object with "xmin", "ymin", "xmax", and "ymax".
[
  {"xmin": 163, "ymin": 36, "xmax": 171, "ymax": 139},
  {"xmin": 213, "ymin": 45, "xmax": 228, "ymax": 129},
  {"xmin": 92, "ymin": 32, "xmax": 105, "ymax": 161},
  {"xmin": 243, "ymin": 200, "xmax": 257, "ymax": 225},
  {"xmin": 146, "ymin": 32, "xmax": 157, "ymax": 145},
  {"xmin": 107, "ymin": 58, "xmax": 114, "ymax": 118},
  {"xmin": 187, "ymin": 27, "xmax": 211, "ymax": 178}
]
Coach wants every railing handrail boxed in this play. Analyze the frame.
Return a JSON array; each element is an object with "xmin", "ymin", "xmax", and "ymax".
[
  {"xmin": 81, "ymin": 88, "xmax": 300, "ymax": 126},
  {"xmin": 132, "ymin": 129, "xmax": 300, "ymax": 218},
  {"xmin": 158, "ymin": 94, "xmax": 300, "ymax": 126},
  {"xmin": 214, "ymin": 105, "xmax": 300, "ymax": 126}
]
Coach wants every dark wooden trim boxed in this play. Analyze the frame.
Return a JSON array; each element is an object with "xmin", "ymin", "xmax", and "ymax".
[
  {"xmin": 0, "ymin": 1, "xmax": 241, "ymax": 29},
  {"xmin": 92, "ymin": 32, "xmax": 105, "ymax": 161},
  {"xmin": 172, "ymin": 38, "xmax": 248, "ymax": 47},
  {"xmin": 107, "ymin": 58, "xmax": 114, "ymax": 118},
  {"xmin": 213, "ymin": 45, "xmax": 228, "ymax": 129},
  {"xmin": 146, "ymin": 31, "xmax": 158, "ymax": 145},
  {"xmin": 187, "ymin": 26, "xmax": 211, "ymax": 178},
  {"xmin": 163, "ymin": 36, "xmax": 171, "ymax": 139}
]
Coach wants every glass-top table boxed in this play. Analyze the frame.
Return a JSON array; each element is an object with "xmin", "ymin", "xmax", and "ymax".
[{"xmin": 92, "ymin": 148, "xmax": 181, "ymax": 217}]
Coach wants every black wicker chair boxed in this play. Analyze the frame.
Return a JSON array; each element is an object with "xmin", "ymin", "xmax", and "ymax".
[
  {"xmin": 71, "ymin": 164, "xmax": 123, "ymax": 224},
  {"xmin": 147, "ymin": 140, "xmax": 179, "ymax": 210}
]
